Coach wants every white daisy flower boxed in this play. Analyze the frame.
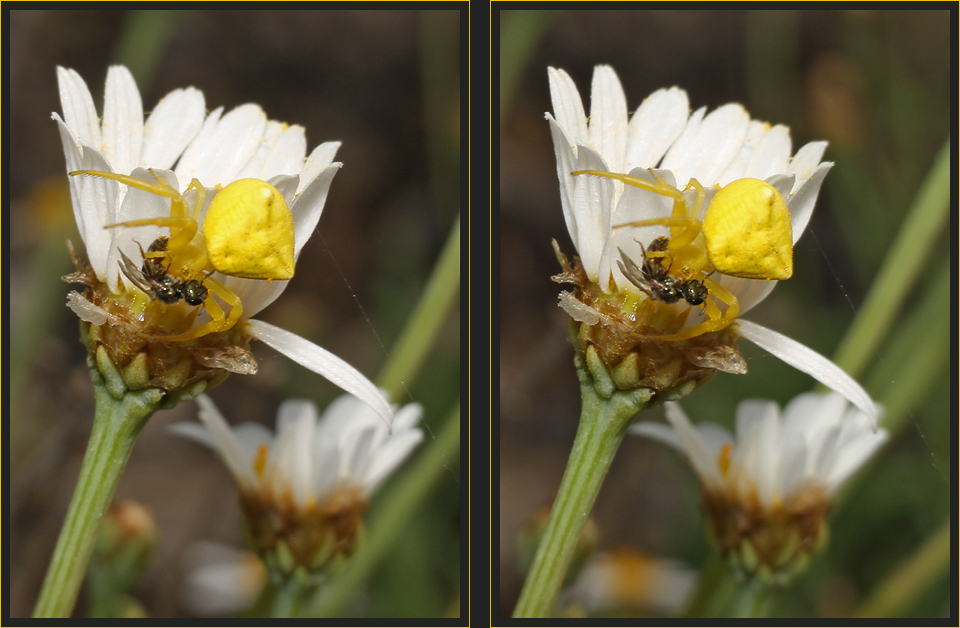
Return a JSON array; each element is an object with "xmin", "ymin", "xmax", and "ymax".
[
  {"xmin": 562, "ymin": 549, "xmax": 696, "ymax": 616},
  {"xmin": 547, "ymin": 65, "xmax": 877, "ymax": 426},
  {"xmin": 630, "ymin": 392, "xmax": 887, "ymax": 576},
  {"xmin": 171, "ymin": 392, "xmax": 423, "ymax": 570},
  {"xmin": 54, "ymin": 65, "xmax": 391, "ymax": 423},
  {"xmin": 180, "ymin": 541, "xmax": 266, "ymax": 617}
]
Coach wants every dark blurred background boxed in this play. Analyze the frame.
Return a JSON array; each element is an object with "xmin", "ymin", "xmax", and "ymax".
[
  {"xmin": 9, "ymin": 9, "xmax": 461, "ymax": 617},
  {"xmin": 499, "ymin": 9, "xmax": 950, "ymax": 618}
]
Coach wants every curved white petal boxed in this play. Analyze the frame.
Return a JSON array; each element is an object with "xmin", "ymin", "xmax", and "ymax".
[
  {"xmin": 547, "ymin": 115, "xmax": 581, "ymax": 248},
  {"xmin": 57, "ymin": 66, "xmax": 100, "ymax": 148},
  {"xmin": 245, "ymin": 319, "xmax": 393, "ymax": 424},
  {"xmin": 588, "ymin": 65, "xmax": 628, "ymax": 173},
  {"xmin": 548, "ymin": 67, "xmax": 588, "ymax": 144},
  {"xmin": 625, "ymin": 87, "xmax": 689, "ymax": 172},
  {"xmin": 787, "ymin": 162, "xmax": 833, "ymax": 244},
  {"xmin": 788, "ymin": 141, "xmax": 828, "ymax": 185},
  {"xmin": 571, "ymin": 144, "xmax": 615, "ymax": 284},
  {"xmin": 289, "ymin": 164, "xmax": 340, "ymax": 259},
  {"xmin": 191, "ymin": 394, "xmax": 257, "ymax": 487},
  {"xmin": 177, "ymin": 104, "xmax": 267, "ymax": 185},
  {"xmin": 736, "ymin": 319, "xmax": 879, "ymax": 428},
  {"xmin": 298, "ymin": 141, "xmax": 341, "ymax": 195},
  {"xmin": 663, "ymin": 402, "xmax": 722, "ymax": 485},
  {"xmin": 663, "ymin": 103, "xmax": 748, "ymax": 186},
  {"xmin": 141, "ymin": 87, "xmax": 206, "ymax": 169},
  {"xmin": 744, "ymin": 124, "xmax": 791, "ymax": 181},
  {"xmin": 364, "ymin": 429, "xmax": 423, "ymax": 492},
  {"xmin": 101, "ymin": 65, "xmax": 143, "ymax": 177}
]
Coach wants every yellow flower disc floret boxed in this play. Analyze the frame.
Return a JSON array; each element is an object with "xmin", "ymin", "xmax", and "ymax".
[
  {"xmin": 702, "ymin": 178, "xmax": 793, "ymax": 280},
  {"xmin": 203, "ymin": 179, "xmax": 296, "ymax": 280}
]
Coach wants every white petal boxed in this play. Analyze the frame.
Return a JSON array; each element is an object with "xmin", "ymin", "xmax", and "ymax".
[
  {"xmin": 71, "ymin": 148, "xmax": 120, "ymax": 281},
  {"xmin": 231, "ymin": 423, "xmax": 275, "ymax": 459},
  {"xmin": 57, "ymin": 66, "xmax": 101, "ymax": 148},
  {"xmin": 177, "ymin": 104, "xmax": 267, "ymax": 186},
  {"xmin": 715, "ymin": 120, "xmax": 768, "ymax": 185},
  {"xmin": 238, "ymin": 122, "xmax": 306, "ymax": 180},
  {"xmin": 736, "ymin": 319, "xmax": 879, "ymax": 428},
  {"xmin": 547, "ymin": 115, "xmax": 581, "ymax": 248},
  {"xmin": 734, "ymin": 399, "xmax": 778, "ymax": 440},
  {"xmin": 344, "ymin": 426, "xmax": 376, "ymax": 482},
  {"xmin": 629, "ymin": 422, "xmax": 685, "ymax": 451},
  {"xmin": 663, "ymin": 104, "xmax": 748, "ymax": 186},
  {"xmin": 100, "ymin": 65, "xmax": 143, "ymax": 177},
  {"xmin": 588, "ymin": 65, "xmax": 628, "ymax": 173},
  {"xmin": 824, "ymin": 428, "xmax": 887, "ymax": 492},
  {"xmin": 311, "ymin": 438, "xmax": 340, "ymax": 498},
  {"xmin": 750, "ymin": 404, "xmax": 782, "ymax": 507},
  {"xmin": 168, "ymin": 422, "xmax": 219, "ymax": 449},
  {"xmin": 787, "ymin": 162, "xmax": 833, "ymax": 244},
  {"xmin": 548, "ymin": 67, "xmax": 588, "ymax": 143},
  {"xmin": 787, "ymin": 141, "xmax": 828, "ymax": 184},
  {"xmin": 390, "ymin": 402, "xmax": 424, "ymax": 432},
  {"xmin": 193, "ymin": 395, "xmax": 257, "ymax": 487},
  {"xmin": 364, "ymin": 429, "xmax": 423, "ymax": 493},
  {"xmin": 141, "ymin": 87, "xmax": 206, "ymax": 170},
  {"xmin": 625, "ymin": 87, "xmax": 689, "ymax": 172},
  {"xmin": 744, "ymin": 124, "xmax": 791, "ymax": 181},
  {"xmin": 663, "ymin": 402, "xmax": 723, "ymax": 485},
  {"xmin": 53, "ymin": 115, "xmax": 88, "ymax": 243},
  {"xmin": 289, "ymin": 164, "xmax": 340, "ymax": 259},
  {"xmin": 571, "ymin": 144, "xmax": 615, "ymax": 285},
  {"xmin": 245, "ymin": 319, "xmax": 393, "ymax": 424},
  {"xmin": 298, "ymin": 141, "xmax": 341, "ymax": 195},
  {"xmin": 287, "ymin": 407, "xmax": 316, "ymax": 508},
  {"xmin": 716, "ymin": 275, "xmax": 777, "ymax": 315}
]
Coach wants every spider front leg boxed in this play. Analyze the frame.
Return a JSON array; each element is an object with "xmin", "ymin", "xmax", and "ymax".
[
  {"xmin": 571, "ymin": 169, "xmax": 707, "ymax": 249},
  {"xmin": 73, "ymin": 169, "xmax": 205, "ymax": 248},
  {"xmin": 645, "ymin": 276, "xmax": 740, "ymax": 342}
]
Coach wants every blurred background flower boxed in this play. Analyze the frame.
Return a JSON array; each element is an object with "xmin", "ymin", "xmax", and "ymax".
[
  {"xmin": 499, "ymin": 9, "xmax": 949, "ymax": 618},
  {"xmin": 10, "ymin": 9, "xmax": 460, "ymax": 617}
]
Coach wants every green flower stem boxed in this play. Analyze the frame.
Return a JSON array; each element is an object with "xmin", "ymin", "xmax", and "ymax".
[
  {"xmin": 733, "ymin": 578, "xmax": 773, "ymax": 618},
  {"xmin": 513, "ymin": 372, "xmax": 651, "ymax": 618},
  {"xmin": 33, "ymin": 368, "xmax": 163, "ymax": 618},
  {"xmin": 376, "ymin": 216, "xmax": 459, "ymax": 400},
  {"xmin": 306, "ymin": 401, "xmax": 461, "ymax": 617},
  {"xmin": 852, "ymin": 517, "xmax": 950, "ymax": 618},
  {"xmin": 830, "ymin": 140, "xmax": 950, "ymax": 380},
  {"xmin": 500, "ymin": 10, "xmax": 555, "ymax": 127},
  {"xmin": 112, "ymin": 10, "xmax": 179, "ymax": 87},
  {"xmin": 270, "ymin": 576, "xmax": 310, "ymax": 618},
  {"xmin": 682, "ymin": 551, "xmax": 736, "ymax": 618}
]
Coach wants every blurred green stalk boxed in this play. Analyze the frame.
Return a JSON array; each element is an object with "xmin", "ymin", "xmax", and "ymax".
[
  {"xmin": 830, "ymin": 140, "xmax": 950, "ymax": 380},
  {"xmin": 376, "ymin": 216, "xmax": 460, "ymax": 400},
  {"xmin": 112, "ymin": 10, "xmax": 180, "ymax": 86},
  {"xmin": 500, "ymin": 10, "xmax": 554, "ymax": 127},
  {"xmin": 853, "ymin": 518, "xmax": 950, "ymax": 618}
]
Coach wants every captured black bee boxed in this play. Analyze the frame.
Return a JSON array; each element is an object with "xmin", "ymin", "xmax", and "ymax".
[
  {"xmin": 118, "ymin": 237, "xmax": 208, "ymax": 307},
  {"xmin": 618, "ymin": 236, "xmax": 708, "ymax": 309}
]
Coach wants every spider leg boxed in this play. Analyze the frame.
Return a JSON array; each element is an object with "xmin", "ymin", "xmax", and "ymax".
[
  {"xmin": 145, "ymin": 276, "xmax": 243, "ymax": 342},
  {"xmin": 641, "ymin": 275, "xmax": 740, "ymax": 342}
]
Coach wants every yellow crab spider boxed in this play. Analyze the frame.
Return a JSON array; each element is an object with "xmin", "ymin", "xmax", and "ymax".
[
  {"xmin": 572, "ymin": 169, "xmax": 794, "ymax": 341},
  {"xmin": 70, "ymin": 168, "xmax": 297, "ymax": 342}
]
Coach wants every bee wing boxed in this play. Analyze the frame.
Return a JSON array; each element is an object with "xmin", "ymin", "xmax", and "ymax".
[
  {"xmin": 117, "ymin": 249, "xmax": 154, "ymax": 294},
  {"xmin": 617, "ymin": 247, "xmax": 654, "ymax": 295}
]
